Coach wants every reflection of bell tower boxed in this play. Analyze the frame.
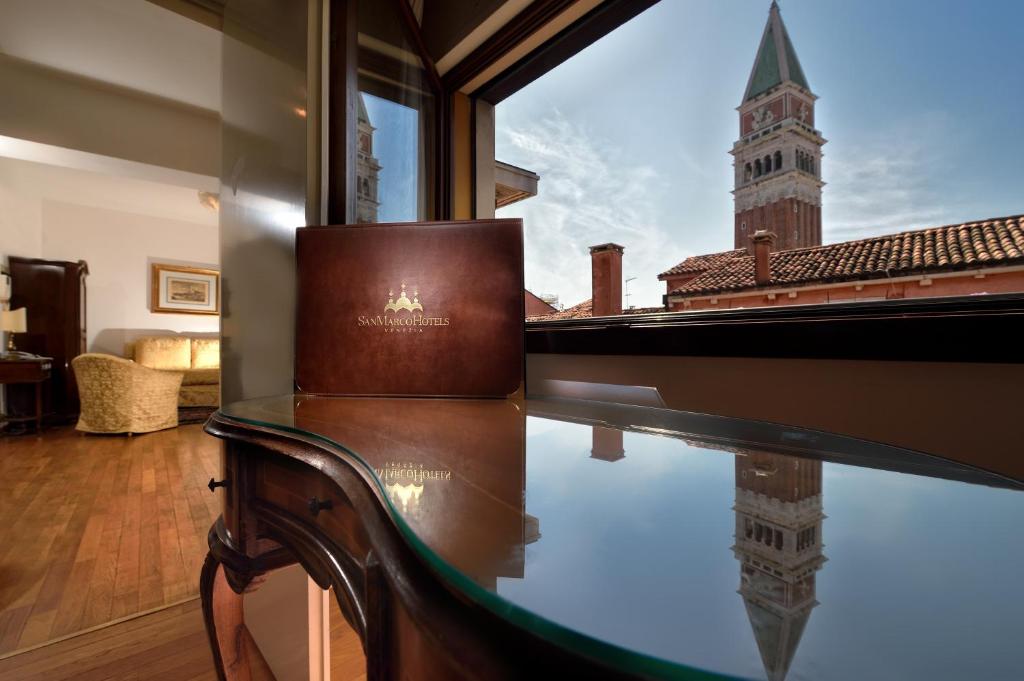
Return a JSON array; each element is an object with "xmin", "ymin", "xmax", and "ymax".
[
  {"xmin": 356, "ymin": 94, "xmax": 382, "ymax": 223},
  {"xmin": 733, "ymin": 451, "xmax": 825, "ymax": 681}
]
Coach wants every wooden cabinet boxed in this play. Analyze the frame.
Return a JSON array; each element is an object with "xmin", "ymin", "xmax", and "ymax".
[{"xmin": 8, "ymin": 257, "xmax": 88, "ymax": 422}]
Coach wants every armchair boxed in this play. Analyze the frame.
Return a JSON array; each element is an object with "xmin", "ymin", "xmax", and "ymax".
[{"xmin": 72, "ymin": 354, "xmax": 183, "ymax": 434}]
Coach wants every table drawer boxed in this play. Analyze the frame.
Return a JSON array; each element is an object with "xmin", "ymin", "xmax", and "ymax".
[
  {"xmin": 0, "ymin": 360, "xmax": 50, "ymax": 382},
  {"xmin": 252, "ymin": 455, "xmax": 371, "ymax": 559}
]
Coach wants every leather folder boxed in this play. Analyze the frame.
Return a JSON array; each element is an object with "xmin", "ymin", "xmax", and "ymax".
[{"xmin": 295, "ymin": 219, "xmax": 524, "ymax": 397}]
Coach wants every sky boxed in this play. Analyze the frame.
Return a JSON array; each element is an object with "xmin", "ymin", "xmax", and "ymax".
[
  {"xmin": 363, "ymin": 93, "xmax": 420, "ymax": 223},
  {"xmin": 494, "ymin": 0, "xmax": 1024, "ymax": 309}
]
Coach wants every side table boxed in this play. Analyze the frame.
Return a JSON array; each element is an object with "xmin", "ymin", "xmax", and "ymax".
[{"xmin": 0, "ymin": 355, "xmax": 53, "ymax": 433}]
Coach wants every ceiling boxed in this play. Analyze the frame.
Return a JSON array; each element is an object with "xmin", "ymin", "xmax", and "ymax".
[
  {"xmin": 0, "ymin": 1, "xmax": 221, "ymax": 227},
  {"xmin": 0, "ymin": 0, "xmax": 221, "ymax": 112}
]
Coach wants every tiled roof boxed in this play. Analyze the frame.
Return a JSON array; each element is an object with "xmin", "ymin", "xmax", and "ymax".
[
  {"xmin": 670, "ymin": 215, "xmax": 1024, "ymax": 298},
  {"xmin": 658, "ymin": 249, "xmax": 747, "ymax": 278},
  {"xmin": 526, "ymin": 300, "xmax": 665, "ymax": 321},
  {"xmin": 528, "ymin": 299, "xmax": 593, "ymax": 321}
]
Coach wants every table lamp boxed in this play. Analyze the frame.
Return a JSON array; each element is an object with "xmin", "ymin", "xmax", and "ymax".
[{"xmin": 1, "ymin": 307, "xmax": 27, "ymax": 354}]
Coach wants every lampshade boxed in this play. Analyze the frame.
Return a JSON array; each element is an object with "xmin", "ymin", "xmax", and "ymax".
[{"xmin": 1, "ymin": 307, "xmax": 27, "ymax": 333}]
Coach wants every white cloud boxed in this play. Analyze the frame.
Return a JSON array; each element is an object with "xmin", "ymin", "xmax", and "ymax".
[
  {"xmin": 824, "ymin": 113, "xmax": 967, "ymax": 242},
  {"xmin": 497, "ymin": 111, "xmax": 678, "ymax": 309}
]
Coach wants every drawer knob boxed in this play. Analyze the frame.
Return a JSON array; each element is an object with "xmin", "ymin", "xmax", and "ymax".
[
  {"xmin": 208, "ymin": 478, "xmax": 230, "ymax": 493},
  {"xmin": 308, "ymin": 497, "xmax": 334, "ymax": 516}
]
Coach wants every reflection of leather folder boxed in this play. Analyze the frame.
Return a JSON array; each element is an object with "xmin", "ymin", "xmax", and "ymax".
[
  {"xmin": 295, "ymin": 220, "xmax": 524, "ymax": 397},
  {"xmin": 292, "ymin": 396, "xmax": 528, "ymax": 587}
]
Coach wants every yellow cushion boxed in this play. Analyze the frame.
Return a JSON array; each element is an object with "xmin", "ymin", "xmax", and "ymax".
[
  {"xmin": 191, "ymin": 338, "xmax": 220, "ymax": 369},
  {"xmin": 135, "ymin": 336, "xmax": 191, "ymax": 370}
]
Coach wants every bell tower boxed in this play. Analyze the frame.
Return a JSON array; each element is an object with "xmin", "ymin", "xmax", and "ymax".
[{"xmin": 732, "ymin": 2, "xmax": 825, "ymax": 253}]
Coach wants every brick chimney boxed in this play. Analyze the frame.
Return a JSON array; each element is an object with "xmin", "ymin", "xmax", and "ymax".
[
  {"xmin": 751, "ymin": 230, "xmax": 775, "ymax": 286},
  {"xmin": 589, "ymin": 243, "xmax": 624, "ymax": 316}
]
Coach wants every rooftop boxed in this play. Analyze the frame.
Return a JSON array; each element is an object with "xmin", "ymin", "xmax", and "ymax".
[
  {"xmin": 526, "ymin": 299, "xmax": 664, "ymax": 322},
  {"xmin": 666, "ymin": 214, "xmax": 1024, "ymax": 298},
  {"xmin": 658, "ymin": 249, "xmax": 748, "ymax": 278}
]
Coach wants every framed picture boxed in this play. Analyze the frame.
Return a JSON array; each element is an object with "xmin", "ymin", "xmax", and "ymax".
[{"xmin": 151, "ymin": 263, "xmax": 219, "ymax": 315}]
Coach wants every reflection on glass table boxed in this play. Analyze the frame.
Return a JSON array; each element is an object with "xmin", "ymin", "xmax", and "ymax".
[{"xmin": 220, "ymin": 395, "xmax": 1023, "ymax": 681}]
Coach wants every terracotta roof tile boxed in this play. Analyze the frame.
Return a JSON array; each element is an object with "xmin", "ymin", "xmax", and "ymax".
[
  {"xmin": 527, "ymin": 299, "xmax": 593, "ymax": 321},
  {"xmin": 671, "ymin": 215, "xmax": 1024, "ymax": 297},
  {"xmin": 658, "ymin": 249, "xmax": 747, "ymax": 278},
  {"xmin": 526, "ymin": 300, "xmax": 665, "ymax": 321}
]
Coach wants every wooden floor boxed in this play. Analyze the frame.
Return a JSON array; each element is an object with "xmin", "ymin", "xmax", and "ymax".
[
  {"xmin": 0, "ymin": 599, "xmax": 216, "ymax": 681},
  {"xmin": 0, "ymin": 425, "xmax": 221, "ymax": 655},
  {"xmin": 0, "ymin": 423, "xmax": 366, "ymax": 680},
  {"xmin": 0, "ymin": 595, "xmax": 366, "ymax": 681},
  {"xmin": 328, "ymin": 590, "xmax": 368, "ymax": 681}
]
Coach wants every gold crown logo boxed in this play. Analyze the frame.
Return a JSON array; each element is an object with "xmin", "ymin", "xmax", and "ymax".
[
  {"xmin": 385, "ymin": 482, "xmax": 423, "ymax": 513},
  {"xmin": 384, "ymin": 282, "xmax": 423, "ymax": 313}
]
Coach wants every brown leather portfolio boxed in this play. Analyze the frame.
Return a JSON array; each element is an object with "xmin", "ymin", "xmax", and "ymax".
[{"xmin": 295, "ymin": 219, "xmax": 524, "ymax": 397}]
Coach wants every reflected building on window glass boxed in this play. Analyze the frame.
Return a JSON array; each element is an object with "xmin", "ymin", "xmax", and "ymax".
[
  {"xmin": 355, "ymin": 0, "xmax": 435, "ymax": 223},
  {"xmin": 356, "ymin": 94, "xmax": 381, "ymax": 223}
]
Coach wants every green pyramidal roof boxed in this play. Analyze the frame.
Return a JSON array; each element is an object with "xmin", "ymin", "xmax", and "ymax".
[{"xmin": 743, "ymin": 2, "xmax": 810, "ymax": 103}]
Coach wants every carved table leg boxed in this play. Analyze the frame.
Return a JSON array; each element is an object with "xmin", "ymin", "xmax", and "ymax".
[
  {"xmin": 364, "ymin": 553, "xmax": 390, "ymax": 681},
  {"xmin": 201, "ymin": 551, "xmax": 276, "ymax": 681}
]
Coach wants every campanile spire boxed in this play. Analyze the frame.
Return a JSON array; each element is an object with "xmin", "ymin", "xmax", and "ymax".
[{"xmin": 732, "ymin": 2, "xmax": 825, "ymax": 253}]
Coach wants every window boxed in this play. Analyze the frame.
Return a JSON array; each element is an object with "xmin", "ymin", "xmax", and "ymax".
[
  {"xmin": 493, "ymin": 2, "xmax": 1022, "ymax": 322},
  {"xmin": 354, "ymin": 1, "xmax": 436, "ymax": 223}
]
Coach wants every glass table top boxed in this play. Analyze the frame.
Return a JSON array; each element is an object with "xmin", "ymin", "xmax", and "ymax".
[{"xmin": 220, "ymin": 394, "xmax": 1024, "ymax": 681}]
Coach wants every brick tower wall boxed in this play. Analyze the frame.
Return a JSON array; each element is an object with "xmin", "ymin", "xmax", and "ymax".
[{"xmin": 735, "ymin": 198, "xmax": 821, "ymax": 253}]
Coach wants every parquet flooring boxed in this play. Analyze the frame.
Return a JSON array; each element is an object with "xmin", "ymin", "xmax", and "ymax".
[
  {"xmin": 0, "ymin": 599, "xmax": 217, "ymax": 681},
  {"xmin": 329, "ymin": 591, "xmax": 367, "ymax": 681},
  {"xmin": 0, "ymin": 425, "xmax": 221, "ymax": 656},
  {"xmin": 0, "ymin": 595, "xmax": 366, "ymax": 681}
]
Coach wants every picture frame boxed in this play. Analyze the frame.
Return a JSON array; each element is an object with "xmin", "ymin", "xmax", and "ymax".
[{"xmin": 151, "ymin": 263, "xmax": 219, "ymax": 315}]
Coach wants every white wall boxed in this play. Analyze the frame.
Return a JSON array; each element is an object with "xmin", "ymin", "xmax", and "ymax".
[
  {"xmin": 0, "ymin": 160, "xmax": 43, "ymax": 260},
  {"xmin": 42, "ymin": 200, "xmax": 218, "ymax": 355},
  {"xmin": 0, "ymin": 157, "xmax": 219, "ymax": 356}
]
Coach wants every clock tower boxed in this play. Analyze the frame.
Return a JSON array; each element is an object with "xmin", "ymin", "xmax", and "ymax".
[{"xmin": 732, "ymin": 2, "xmax": 825, "ymax": 253}]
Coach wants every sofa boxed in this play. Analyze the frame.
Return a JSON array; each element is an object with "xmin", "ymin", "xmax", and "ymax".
[
  {"xmin": 126, "ymin": 336, "xmax": 220, "ymax": 407},
  {"xmin": 72, "ymin": 354, "xmax": 183, "ymax": 433}
]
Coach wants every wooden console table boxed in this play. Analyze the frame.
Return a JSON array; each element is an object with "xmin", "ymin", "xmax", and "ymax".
[
  {"xmin": 201, "ymin": 394, "xmax": 1023, "ymax": 681},
  {"xmin": 0, "ymin": 355, "xmax": 52, "ymax": 432}
]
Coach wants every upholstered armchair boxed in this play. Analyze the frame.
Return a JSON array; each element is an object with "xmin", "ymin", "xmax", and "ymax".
[{"xmin": 72, "ymin": 354, "xmax": 183, "ymax": 434}]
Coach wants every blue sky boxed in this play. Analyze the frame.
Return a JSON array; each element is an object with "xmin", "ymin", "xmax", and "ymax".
[
  {"xmin": 363, "ymin": 93, "xmax": 420, "ymax": 223},
  {"xmin": 495, "ymin": 0, "xmax": 1024, "ymax": 308}
]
